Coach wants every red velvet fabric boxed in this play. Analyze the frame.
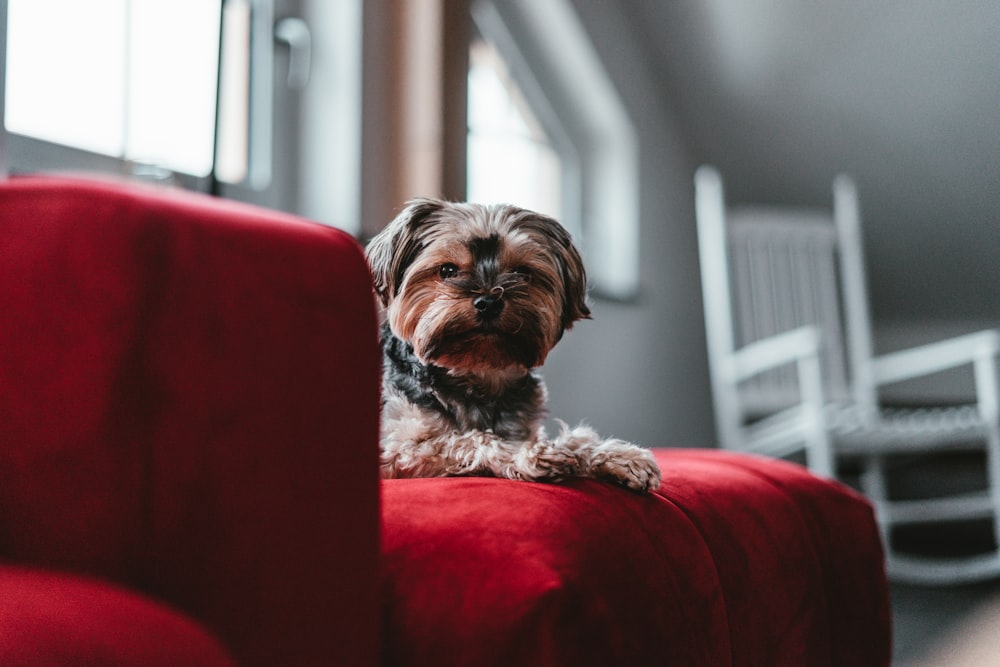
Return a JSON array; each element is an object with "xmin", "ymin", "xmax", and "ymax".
[
  {"xmin": 0, "ymin": 176, "xmax": 382, "ymax": 666},
  {"xmin": 0, "ymin": 566, "xmax": 236, "ymax": 666},
  {"xmin": 381, "ymin": 449, "xmax": 891, "ymax": 667},
  {"xmin": 0, "ymin": 175, "xmax": 891, "ymax": 666}
]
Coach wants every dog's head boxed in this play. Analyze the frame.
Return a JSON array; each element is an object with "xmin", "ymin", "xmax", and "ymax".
[{"xmin": 366, "ymin": 198, "xmax": 590, "ymax": 374}]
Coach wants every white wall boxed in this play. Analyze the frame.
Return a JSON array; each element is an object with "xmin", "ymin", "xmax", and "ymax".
[{"xmin": 538, "ymin": 0, "xmax": 715, "ymax": 447}]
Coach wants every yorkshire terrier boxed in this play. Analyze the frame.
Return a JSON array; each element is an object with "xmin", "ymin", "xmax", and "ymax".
[{"xmin": 366, "ymin": 198, "xmax": 662, "ymax": 493}]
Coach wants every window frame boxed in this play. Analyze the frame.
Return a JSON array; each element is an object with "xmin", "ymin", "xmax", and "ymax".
[
  {"xmin": 1, "ymin": 0, "xmax": 225, "ymax": 192},
  {"xmin": 466, "ymin": 32, "xmax": 572, "ymax": 223},
  {"xmin": 471, "ymin": 0, "xmax": 640, "ymax": 300},
  {"xmin": 468, "ymin": 12, "xmax": 582, "ymax": 238}
]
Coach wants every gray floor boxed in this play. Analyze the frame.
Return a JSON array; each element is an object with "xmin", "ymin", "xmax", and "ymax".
[
  {"xmin": 892, "ymin": 579, "xmax": 1000, "ymax": 665},
  {"xmin": 841, "ymin": 451, "xmax": 1000, "ymax": 665}
]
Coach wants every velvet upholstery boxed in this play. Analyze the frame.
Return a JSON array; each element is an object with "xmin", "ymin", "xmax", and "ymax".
[
  {"xmin": 381, "ymin": 449, "xmax": 892, "ymax": 667},
  {"xmin": 0, "ymin": 175, "xmax": 891, "ymax": 666},
  {"xmin": 0, "ymin": 566, "xmax": 236, "ymax": 666},
  {"xmin": 0, "ymin": 176, "xmax": 381, "ymax": 666}
]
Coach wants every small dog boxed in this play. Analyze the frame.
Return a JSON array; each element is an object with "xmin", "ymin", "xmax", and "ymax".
[{"xmin": 366, "ymin": 198, "xmax": 662, "ymax": 493}]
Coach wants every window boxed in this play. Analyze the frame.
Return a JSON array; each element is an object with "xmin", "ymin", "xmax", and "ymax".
[
  {"xmin": 467, "ymin": 37, "xmax": 562, "ymax": 221},
  {"xmin": 3, "ymin": 0, "xmax": 365, "ymax": 234},
  {"xmin": 5, "ymin": 0, "xmax": 222, "ymax": 179},
  {"xmin": 468, "ymin": 0, "xmax": 639, "ymax": 299}
]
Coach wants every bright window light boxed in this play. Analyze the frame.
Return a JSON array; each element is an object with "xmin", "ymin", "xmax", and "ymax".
[
  {"xmin": 5, "ymin": 0, "xmax": 221, "ymax": 177},
  {"xmin": 125, "ymin": 0, "xmax": 222, "ymax": 176},
  {"xmin": 470, "ymin": 0, "xmax": 639, "ymax": 299},
  {"xmin": 5, "ymin": 0, "xmax": 127, "ymax": 157},
  {"xmin": 467, "ymin": 38, "xmax": 562, "ymax": 220}
]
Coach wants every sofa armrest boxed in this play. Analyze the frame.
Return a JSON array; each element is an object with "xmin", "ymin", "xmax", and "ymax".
[{"xmin": 0, "ymin": 176, "xmax": 381, "ymax": 666}]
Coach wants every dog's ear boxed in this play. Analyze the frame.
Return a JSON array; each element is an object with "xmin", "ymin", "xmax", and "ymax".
[
  {"xmin": 556, "ymin": 231, "xmax": 592, "ymax": 329},
  {"xmin": 366, "ymin": 198, "xmax": 445, "ymax": 306},
  {"xmin": 519, "ymin": 211, "xmax": 592, "ymax": 330}
]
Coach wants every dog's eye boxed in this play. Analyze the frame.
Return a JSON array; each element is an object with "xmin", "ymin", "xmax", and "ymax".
[
  {"xmin": 511, "ymin": 266, "xmax": 533, "ymax": 281},
  {"xmin": 439, "ymin": 263, "xmax": 459, "ymax": 279}
]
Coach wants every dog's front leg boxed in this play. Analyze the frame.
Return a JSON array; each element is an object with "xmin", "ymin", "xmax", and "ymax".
[
  {"xmin": 380, "ymin": 429, "xmax": 500, "ymax": 479},
  {"xmin": 553, "ymin": 424, "xmax": 663, "ymax": 493},
  {"xmin": 503, "ymin": 438, "xmax": 581, "ymax": 483},
  {"xmin": 379, "ymin": 400, "xmax": 511, "ymax": 479},
  {"xmin": 380, "ymin": 425, "xmax": 580, "ymax": 482}
]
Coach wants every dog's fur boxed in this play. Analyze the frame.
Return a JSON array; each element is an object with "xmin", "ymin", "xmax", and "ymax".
[{"xmin": 366, "ymin": 198, "xmax": 662, "ymax": 493}]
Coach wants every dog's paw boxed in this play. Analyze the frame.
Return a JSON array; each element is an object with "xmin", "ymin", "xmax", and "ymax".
[
  {"xmin": 588, "ymin": 440, "xmax": 662, "ymax": 493},
  {"xmin": 504, "ymin": 439, "xmax": 579, "ymax": 483}
]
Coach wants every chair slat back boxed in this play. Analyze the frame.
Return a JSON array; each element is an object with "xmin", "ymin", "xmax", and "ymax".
[{"xmin": 725, "ymin": 208, "xmax": 852, "ymax": 414}]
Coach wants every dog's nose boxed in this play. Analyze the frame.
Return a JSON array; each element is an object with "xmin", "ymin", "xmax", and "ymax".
[{"xmin": 473, "ymin": 293, "xmax": 503, "ymax": 319}]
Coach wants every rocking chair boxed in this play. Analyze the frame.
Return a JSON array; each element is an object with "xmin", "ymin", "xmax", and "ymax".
[{"xmin": 694, "ymin": 165, "xmax": 1000, "ymax": 584}]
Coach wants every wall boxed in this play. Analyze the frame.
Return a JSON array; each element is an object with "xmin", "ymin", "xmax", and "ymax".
[
  {"xmin": 354, "ymin": 0, "xmax": 716, "ymax": 446},
  {"xmin": 537, "ymin": 0, "xmax": 715, "ymax": 447},
  {"xmin": 623, "ymin": 1, "xmax": 1000, "ymax": 363}
]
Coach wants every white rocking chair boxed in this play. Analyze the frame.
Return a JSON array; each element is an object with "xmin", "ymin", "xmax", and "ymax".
[{"xmin": 695, "ymin": 165, "xmax": 1000, "ymax": 584}]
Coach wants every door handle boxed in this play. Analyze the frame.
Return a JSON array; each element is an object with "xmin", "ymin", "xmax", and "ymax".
[{"xmin": 274, "ymin": 16, "xmax": 311, "ymax": 90}]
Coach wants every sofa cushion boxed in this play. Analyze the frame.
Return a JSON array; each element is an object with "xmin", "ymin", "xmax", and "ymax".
[
  {"xmin": 0, "ymin": 567, "xmax": 236, "ymax": 666},
  {"xmin": 380, "ymin": 448, "xmax": 890, "ymax": 667}
]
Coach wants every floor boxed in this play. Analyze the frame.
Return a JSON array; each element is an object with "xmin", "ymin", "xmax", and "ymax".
[
  {"xmin": 892, "ymin": 579, "xmax": 1000, "ymax": 666},
  {"xmin": 846, "ymin": 450, "xmax": 1000, "ymax": 665}
]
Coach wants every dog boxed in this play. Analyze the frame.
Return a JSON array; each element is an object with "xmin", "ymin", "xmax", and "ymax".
[{"xmin": 365, "ymin": 198, "xmax": 662, "ymax": 493}]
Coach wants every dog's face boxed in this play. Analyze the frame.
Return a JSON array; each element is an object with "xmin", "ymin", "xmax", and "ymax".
[{"xmin": 367, "ymin": 198, "xmax": 590, "ymax": 374}]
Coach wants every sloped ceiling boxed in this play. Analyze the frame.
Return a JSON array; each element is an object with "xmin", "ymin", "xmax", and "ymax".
[{"xmin": 619, "ymin": 0, "xmax": 1000, "ymax": 323}]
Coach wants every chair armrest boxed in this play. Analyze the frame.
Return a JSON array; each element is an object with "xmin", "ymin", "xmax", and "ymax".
[
  {"xmin": 728, "ymin": 326, "xmax": 822, "ymax": 382},
  {"xmin": 872, "ymin": 330, "xmax": 1000, "ymax": 386}
]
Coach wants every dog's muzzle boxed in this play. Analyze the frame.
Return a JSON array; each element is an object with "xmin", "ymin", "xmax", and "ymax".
[{"xmin": 473, "ymin": 286, "xmax": 504, "ymax": 319}]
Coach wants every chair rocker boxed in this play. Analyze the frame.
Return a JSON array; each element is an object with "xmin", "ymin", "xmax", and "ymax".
[{"xmin": 694, "ymin": 165, "xmax": 1000, "ymax": 585}]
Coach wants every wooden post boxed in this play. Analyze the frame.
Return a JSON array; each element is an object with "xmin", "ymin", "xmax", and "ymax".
[{"xmin": 361, "ymin": 0, "xmax": 469, "ymax": 239}]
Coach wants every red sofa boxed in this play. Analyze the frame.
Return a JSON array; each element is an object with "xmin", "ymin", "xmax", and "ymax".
[
  {"xmin": 383, "ymin": 450, "xmax": 892, "ymax": 666},
  {"xmin": 0, "ymin": 176, "xmax": 381, "ymax": 666},
  {"xmin": 0, "ymin": 176, "xmax": 891, "ymax": 666}
]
